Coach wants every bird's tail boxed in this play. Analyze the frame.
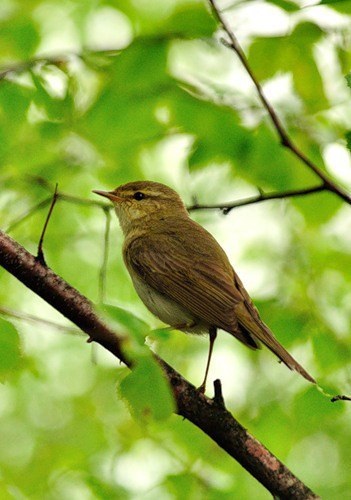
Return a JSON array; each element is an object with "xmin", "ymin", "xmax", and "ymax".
[
  {"xmin": 234, "ymin": 303, "xmax": 315, "ymax": 384},
  {"xmin": 255, "ymin": 324, "xmax": 315, "ymax": 383}
]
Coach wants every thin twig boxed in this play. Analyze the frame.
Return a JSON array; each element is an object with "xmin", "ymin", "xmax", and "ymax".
[
  {"xmin": 0, "ymin": 49, "xmax": 120, "ymax": 81},
  {"xmin": 188, "ymin": 184, "xmax": 325, "ymax": 213},
  {"xmin": 6, "ymin": 197, "xmax": 52, "ymax": 233},
  {"xmin": 98, "ymin": 207, "xmax": 111, "ymax": 303},
  {"xmin": 36, "ymin": 183, "xmax": 59, "ymax": 265},
  {"xmin": 331, "ymin": 394, "xmax": 351, "ymax": 403},
  {"xmin": 58, "ymin": 192, "xmax": 109, "ymax": 208},
  {"xmin": 0, "ymin": 56, "xmax": 68, "ymax": 80},
  {"xmin": 0, "ymin": 305, "xmax": 80, "ymax": 334},
  {"xmin": 208, "ymin": 0, "xmax": 351, "ymax": 206},
  {"xmin": 5, "ymin": 190, "xmax": 110, "ymax": 234}
]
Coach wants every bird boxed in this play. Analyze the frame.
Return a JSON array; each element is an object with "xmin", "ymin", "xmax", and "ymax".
[{"xmin": 93, "ymin": 180, "xmax": 315, "ymax": 392}]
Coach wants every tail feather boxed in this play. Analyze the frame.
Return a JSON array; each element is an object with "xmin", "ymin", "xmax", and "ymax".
[
  {"xmin": 234, "ymin": 303, "xmax": 315, "ymax": 384},
  {"xmin": 256, "ymin": 326, "xmax": 315, "ymax": 384}
]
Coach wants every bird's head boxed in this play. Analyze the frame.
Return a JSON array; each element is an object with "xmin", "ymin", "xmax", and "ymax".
[{"xmin": 93, "ymin": 181, "xmax": 187, "ymax": 234}]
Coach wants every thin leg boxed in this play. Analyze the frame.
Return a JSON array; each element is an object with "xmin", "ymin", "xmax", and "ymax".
[{"xmin": 198, "ymin": 326, "xmax": 217, "ymax": 393}]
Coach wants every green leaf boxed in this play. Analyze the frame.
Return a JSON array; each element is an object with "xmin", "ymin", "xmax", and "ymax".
[
  {"xmin": 312, "ymin": 332, "xmax": 351, "ymax": 373},
  {"xmin": 149, "ymin": 327, "xmax": 173, "ymax": 342},
  {"xmin": 0, "ymin": 15, "xmax": 40, "ymax": 58},
  {"xmin": 293, "ymin": 386, "xmax": 342, "ymax": 431},
  {"xmin": 292, "ymin": 191, "xmax": 342, "ymax": 225},
  {"xmin": 0, "ymin": 479, "xmax": 13, "ymax": 500},
  {"xmin": 31, "ymin": 72, "xmax": 65, "ymax": 122},
  {"xmin": 98, "ymin": 304, "xmax": 149, "ymax": 346},
  {"xmin": 345, "ymin": 73, "xmax": 351, "ymax": 90},
  {"xmin": 265, "ymin": 0, "xmax": 300, "ymax": 11},
  {"xmin": 165, "ymin": 473, "xmax": 201, "ymax": 498},
  {"xmin": 0, "ymin": 318, "xmax": 22, "ymax": 379},
  {"xmin": 113, "ymin": 0, "xmax": 216, "ymax": 37},
  {"xmin": 319, "ymin": 0, "xmax": 351, "ymax": 12},
  {"xmin": 345, "ymin": 131, "xmax": 351, "ymax": 154},
  {"xmin": 163, "ymin": 3, "xmax": 217, "ymax": 37},
  {"xmin": 0, "ymin": 82, "xmax": 32, "ymax": 161},
  {"xmin": 167, "ymin": 86, "xmax": 251, "ymax": 170},
  {"xmin": 248, "ymin": 22, "xmax": 327, "ymax": 113},
  {"xmin": 78, "ymin": 38, "xmax": 170, "ymax": 175},
  {"xmin": 119, "ymin": 355, "xmax": 175, "ymax": 421}
]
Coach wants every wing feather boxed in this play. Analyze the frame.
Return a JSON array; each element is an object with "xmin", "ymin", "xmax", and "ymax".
[{"xmin": 125, "ymin": 221, "xmax": 241, "ymax": 334}]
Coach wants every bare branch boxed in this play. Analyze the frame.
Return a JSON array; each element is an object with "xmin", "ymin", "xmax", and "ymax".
[
  {"xmin": 188, "ymin": 184, "xmax": 326, "ymax": 213},
  {"xmin": 208, "ymin": 0, "xmax": 351, "ymax": 206},
  {"xmin": 0, "ymin": 230, "xmax": 319, "ymax": 499}
]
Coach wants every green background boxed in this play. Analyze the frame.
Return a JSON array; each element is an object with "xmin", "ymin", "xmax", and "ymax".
[{"xmin": 0, "ymin": 0, "xmax": 351, "ymax": 498}]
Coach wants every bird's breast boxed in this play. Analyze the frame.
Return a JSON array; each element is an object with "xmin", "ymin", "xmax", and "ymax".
[{"xmin": 129, "ymin": 272, "xmax": 197, "ymax": 330}]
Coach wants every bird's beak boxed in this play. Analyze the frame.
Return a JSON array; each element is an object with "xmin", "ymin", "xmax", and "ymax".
[{"xmin": 92, "ymin": 190, "xmax": 122, "ymax": 202}]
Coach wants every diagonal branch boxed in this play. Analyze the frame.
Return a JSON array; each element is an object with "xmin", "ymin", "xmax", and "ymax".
[
  {"xmin": 208, "ymin": 0, "xmax": 351, "ymax": 206},
  {"xmin": 0, "ymin": 230, "xmax": 318, "ymax": 499}
]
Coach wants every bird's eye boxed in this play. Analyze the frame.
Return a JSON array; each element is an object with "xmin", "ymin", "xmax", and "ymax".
[{"xmin": 133, "ymin": 191, "xmax": 145, "ymax": 201}]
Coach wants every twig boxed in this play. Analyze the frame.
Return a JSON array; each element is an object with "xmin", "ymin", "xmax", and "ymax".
[
  {"xmin": 58, "ymin": 192, "xmax": 109, "ymax": 208},
  {"xmin": 0, "ymin": 49, "xmax": 120, "ymax": 81},
  {"xmin": 6, "ymin": 189, "xmax": 110, "ymax": 234},
  {"xmin": 0, "ymin": 305, "xmax": 80, "ymax": 334},
  {"xmin": 6, "ymin": 197, "xmax": 52, "ymax": 233},
  {"xmin": 0, "ymin": 55, "xmax": 69, "ymax": 80},
  {"xmin": 188, "ymin": 184, "xmax": 325, "ymax": 213},
  {"xmin": 98, "ymin": 207, "xmax": 111, "ymax": 303},
  {"xmin": 331, "ymin": 394, "xmax": 351, "ymax": 403},
  {"xmin": 36, "ymin": 183, "xmax": 59, "ymax": 265},
  {"xmin": 208, "ymin": 0, "xmax": 351, "ymax": 206},
  {"xmin": 0, "ymin": 229, "xmax": 319, "ymax": 499}
]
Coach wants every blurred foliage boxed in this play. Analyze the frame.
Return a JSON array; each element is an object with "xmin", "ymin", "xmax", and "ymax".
[{"xmin": 0, "ymin": 0, "xmax": 351, "ymax": 498}]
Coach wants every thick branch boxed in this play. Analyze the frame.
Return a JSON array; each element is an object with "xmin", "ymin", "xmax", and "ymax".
[
  {"xmin": 0, "ymin": 230, "xmax": 318, "ymax": 499},
  {"xmin": 208, "ymin": 0, "xmax": 351, "ymax": 206}
]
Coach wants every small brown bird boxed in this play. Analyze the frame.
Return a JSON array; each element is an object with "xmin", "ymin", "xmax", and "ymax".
[{"xmin": 93, "ymin": 181, "xmax": 315, "ymax": 391}]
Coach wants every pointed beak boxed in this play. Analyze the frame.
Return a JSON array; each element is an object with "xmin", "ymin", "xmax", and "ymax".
[{"xmin": 92, "ymin": 190, "xmax": 122, "ymax": 202}]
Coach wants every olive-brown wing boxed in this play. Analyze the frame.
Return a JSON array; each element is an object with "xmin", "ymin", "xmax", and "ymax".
[{"xmin": 126, "ymin": 231, "xmax": 242, "ymax": 334}]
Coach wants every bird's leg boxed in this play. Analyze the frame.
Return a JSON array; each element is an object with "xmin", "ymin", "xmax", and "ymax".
[{"xmin": 198, "ymin": 326, "xmax": 217, "ymax": 394}]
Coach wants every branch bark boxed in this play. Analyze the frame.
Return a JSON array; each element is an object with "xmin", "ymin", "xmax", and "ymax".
[{"xmin": 0, "ymin": 230, "xmax": 319, "ymax": 499}]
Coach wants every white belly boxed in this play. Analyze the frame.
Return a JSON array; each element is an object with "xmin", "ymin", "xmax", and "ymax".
[{"xmin": 130, "ymin": 274, "xmax": 195, "ymax": 328}]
